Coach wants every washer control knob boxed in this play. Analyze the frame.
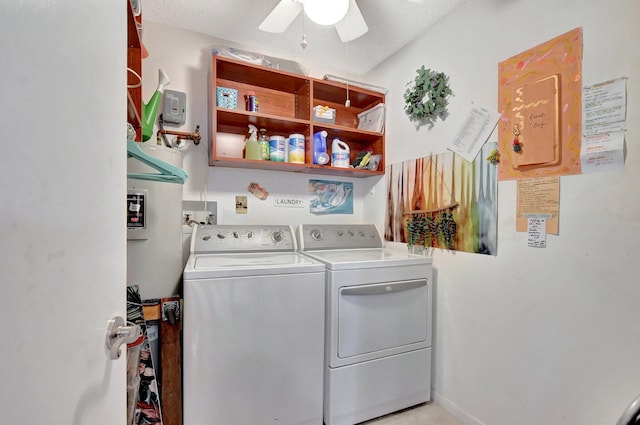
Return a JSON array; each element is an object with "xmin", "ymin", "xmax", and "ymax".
[
  {"xmin": 310, "ymin": 229, "xmax": 322, "ymax": 241},
  {"xmin": 348, "ymin": 230, "xmax": 354, "ymax": 236},
  {"xmin": 216, "ymin": 233, "xmax": 225, "ymax": 239},
  {"xmin": 232, "ymin": 231, "xmax": 240, "ymax": 239},
  {"xmin": 337, "ymin": 231, "xmax": 343, "ymax": 237},
  {"xmin": 359, "ymin": 231, "xmax": 365, "ymax": 237},
  {"xmin": 202, "ymin": 234, "xmax": 212, "ymax": 241},
  {"xmin": 247, "ymin": 231, "xmax": 254, "ymax": 239},
  {"xmin": 272, "ymin": 231, "xmax": 284, "ymax": 243}
]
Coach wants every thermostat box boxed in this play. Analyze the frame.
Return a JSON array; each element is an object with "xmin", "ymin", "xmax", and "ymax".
[
  {"xmin": 357, "ymin": 103, "xmax": 385, "ymax": 133},
  {"xmin": 162, "ymin": 90, "xmax": 187, "ymax": 125},
  {"xmin": 313, "ymin": 105, "xmax": 336, "ymax": 124}
]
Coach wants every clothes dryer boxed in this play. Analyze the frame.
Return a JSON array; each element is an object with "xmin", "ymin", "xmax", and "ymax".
[
  {"xmin": 298, "ymin": 224, "xmax": 433, "ymax": 425},
  {"xmin": 183, "ymin": 224, "xmax": 325, "ymax": 425}
]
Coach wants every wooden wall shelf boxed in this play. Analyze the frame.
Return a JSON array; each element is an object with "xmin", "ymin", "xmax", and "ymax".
[{"xmin": 209, "ymin": 56, "xmax": 386, "ymax": 177}]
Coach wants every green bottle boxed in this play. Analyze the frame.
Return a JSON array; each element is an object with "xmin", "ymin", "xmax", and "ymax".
[{"xmin": 258, "ymin": 128, "xmax": 270, "ymax": 160}]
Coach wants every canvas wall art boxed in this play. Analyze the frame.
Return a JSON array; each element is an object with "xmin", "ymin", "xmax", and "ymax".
[{"xmin": 385, "ymin": 143, "xmax": 498, "ymax": 255}]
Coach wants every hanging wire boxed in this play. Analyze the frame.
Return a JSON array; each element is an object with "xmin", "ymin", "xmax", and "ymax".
[
  {"xmin": 344, "ymin": 8, "xmax": 351, "ymax": 107},
  {"xmin": 300, "ymin": 12, "xmax": 308, "ymax": 49}
]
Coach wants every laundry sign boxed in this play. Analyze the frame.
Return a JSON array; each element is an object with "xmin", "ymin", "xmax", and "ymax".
[{"xmin": 273, "ymin": 197, "xmax": 306, "ymax": 208}]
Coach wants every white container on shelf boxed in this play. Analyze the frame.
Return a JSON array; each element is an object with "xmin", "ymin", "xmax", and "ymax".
[
  {"xmin": 269, "ymin": 135, "xmax": 286, "ymax": 162},
  {"xmin": 331, "ymin": 139, "xmax": 350, "ymax": 168},
  {"xmin": 288, "ymin": 134, "xmax": 305, "ymax": 164},
  {"xmin": 357, "ymin": 103, "xmax": 385, "ymax": 133}
]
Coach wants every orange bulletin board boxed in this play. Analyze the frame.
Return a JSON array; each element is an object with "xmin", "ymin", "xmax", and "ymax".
[{"xmin": 498, "ymin": 27, "xmax": 583, "ymax": 180}]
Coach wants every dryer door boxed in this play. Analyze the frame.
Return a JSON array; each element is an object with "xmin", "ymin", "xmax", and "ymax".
[{"xmin": 336, "ymin": 279, "xmax": 429, "ymax": 365}]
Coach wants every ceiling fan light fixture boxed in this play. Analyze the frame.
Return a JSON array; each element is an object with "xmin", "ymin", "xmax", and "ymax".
[{"xmin": 303, "ymin": 0, "xmax": 349, "ymax": 26}]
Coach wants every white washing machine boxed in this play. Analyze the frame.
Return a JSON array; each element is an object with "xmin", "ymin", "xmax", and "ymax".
[
  {"xmin": 297, "ymin": 224, "xmax": 433, "ymax": 425},
  {"xmin": 183, "ymin": 224, "xmax": 326, "ymax": 425}
]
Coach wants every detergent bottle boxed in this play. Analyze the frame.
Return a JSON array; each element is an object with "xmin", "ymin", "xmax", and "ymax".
[
  {"xmin": 312, "ymin": 131, "xmax": 330, "ymax": 165},
  {"xmin": 244, "ymin": 125, "xmax": 261, "ymax": 160},
  {"xmin": 331, "ymin": 138, "xmax": 350, "ymax": 168}
]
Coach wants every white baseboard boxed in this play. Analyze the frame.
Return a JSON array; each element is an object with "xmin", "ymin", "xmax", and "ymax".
[{"xmin": 432, "ymin": 390, "xmax": 487, "ymax": 425}]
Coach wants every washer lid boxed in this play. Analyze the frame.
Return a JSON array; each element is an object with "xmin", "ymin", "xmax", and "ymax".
[
  {"xmin": 184, "ymin": 252, "xmax": 325, "ymax": 279},
  {"xmin": 301, "ymin": 248, "xmax": 432, "ymax": 270}
]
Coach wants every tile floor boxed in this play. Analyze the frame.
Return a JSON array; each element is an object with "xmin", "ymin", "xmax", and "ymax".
[{"xmin": 361, "ymin": 402, "xmax": 465, "ymax": 425}]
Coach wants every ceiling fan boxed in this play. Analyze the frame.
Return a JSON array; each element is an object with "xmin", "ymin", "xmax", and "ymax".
[{"xmin": 259, "ymin": 0, "xmax": 427, "ymax": 43}]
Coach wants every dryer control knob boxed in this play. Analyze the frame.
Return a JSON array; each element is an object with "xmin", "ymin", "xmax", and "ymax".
[
  {"xmin": 359, "ymin": 231, "xmax": 365, "ymax": 237},
  {"xmin": 202, "ymin": 234, "xmax": 212, "ymax": 241},
  {"xmin": 232, "ymin": 231, "xmax": 240, "ymax": 239},
  {"xmin": 272, "ymin": 231, "xmax": 283, "ymax": 243},
  {"xmin": 216, "ymin": 233, "xmax": 225, "ymax": 239},
  {"xmin": 247, "ymin": 231, "xmax": 254, "ymax": 239},
  {"xmin": 310, "ymin": 229, "xmax": 322, "ymax": 241}
]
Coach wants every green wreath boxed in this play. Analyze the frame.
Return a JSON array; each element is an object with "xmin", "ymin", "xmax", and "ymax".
[{"xmin": 403, "ymin": 66, "xmax": 452, "ymax": 127}]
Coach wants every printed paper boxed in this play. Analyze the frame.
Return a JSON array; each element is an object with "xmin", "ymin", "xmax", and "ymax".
[{"xmin": 448, "ymin": 103, "xmax": 501, "ymax": 162}]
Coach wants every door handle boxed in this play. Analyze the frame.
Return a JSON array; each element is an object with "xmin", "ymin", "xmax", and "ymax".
[
  {"xmin": 616, "ymin": 392, "xmax": 640, "ymax": 425},
  {"xmin": 105, "ymin": 316, "xmax": 141, "ymax": 360},
  {"xmin": 340, "ymin": 279, "xmax": 426, "ymax": 296}
]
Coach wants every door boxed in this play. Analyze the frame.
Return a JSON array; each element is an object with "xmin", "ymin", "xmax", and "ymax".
[
  {"xmin": 0, "ymin": 2, "xmax": 126, "ymax": 424},
  {"xmin": 337, "ymin": 279, "xmax": 430, "ymax": 359}
]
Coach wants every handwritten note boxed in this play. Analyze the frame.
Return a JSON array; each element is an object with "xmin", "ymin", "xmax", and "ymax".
[
  {"xmin": 580, "ymin": 131, "xmax": 625, "ymax": 173},
  {"xmin": 448, "ymin": 103, "xmax": 501, "ymax": 162},
  {"xmin": 527, "ymin": 217, "xmax": 547, "ymax": 248},
  {"xmin": 516, "ymin": 176, "xmax": 560, "ymax": 235}
]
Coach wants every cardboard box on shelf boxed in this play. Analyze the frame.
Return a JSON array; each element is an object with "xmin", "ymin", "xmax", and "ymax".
[{"xmin": 313, "ymin": 105, "xmax": 336, "ymax": 124}]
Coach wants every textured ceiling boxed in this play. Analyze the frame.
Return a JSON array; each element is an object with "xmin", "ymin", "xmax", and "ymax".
[{"xmin": 141, "ymin": 0, "xmax": 467, "ymax": 76}]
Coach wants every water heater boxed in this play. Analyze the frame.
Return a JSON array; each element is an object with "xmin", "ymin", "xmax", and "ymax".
[{"xmin": 127, "ymin": 142, "xmax": 184, "ymax": 299}]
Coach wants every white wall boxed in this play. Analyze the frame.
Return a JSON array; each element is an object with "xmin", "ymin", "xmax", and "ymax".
[
  {"xmin": 364, "ymin": 0, "xmax": 640, "ymax": 424},
  {"xmin": 140, "ymin": 22, "xmax": 377, "ymax": 226}
]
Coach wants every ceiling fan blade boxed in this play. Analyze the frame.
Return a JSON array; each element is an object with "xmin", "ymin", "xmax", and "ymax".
[
  {"xmin": 258, "ymin": 0, "xmax": 303, "ymax": 33},
  {"xmin": 335, "ymin": 0, "xmax": 368, "ymax": 42}
]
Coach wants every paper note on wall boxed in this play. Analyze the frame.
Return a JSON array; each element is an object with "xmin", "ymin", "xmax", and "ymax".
[
  {"xmin": 448, "ymin": 103, "xmax": 501, "ymax": 162},
  {"xmin": 583, "ymin": 77, "xmax": 627, "ymax": 135},
  {"xmin": 516, "ymin": 177, "xmax": 560, "ymax": 235},
  {"xmin": 580, "ymin": 131, "xmax": 625, "ymax": 173},
  {"xmin": 527, "ymin": 217, "xmax": 547, "ymax": 248}
]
